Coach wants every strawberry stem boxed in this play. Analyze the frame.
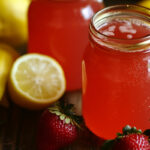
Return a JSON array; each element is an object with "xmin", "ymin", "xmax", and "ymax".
[
  {"xmin": 122, "ymin": 125, "xmax": 142, "ymax": 135},
  {"xmin": 49, "ymin": 100, "xmax": 83, "ymax": 127}
]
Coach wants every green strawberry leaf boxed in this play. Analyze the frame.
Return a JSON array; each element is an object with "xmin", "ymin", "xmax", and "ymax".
[
  {"xmin": 50, "ymin": 100, "xmax": 83, "ymax": 128},
  {"xmin": 122, "ymin": 125, "xmax": 142, "ymax": 135},
  {"xmin": 122, "ymin": 125, "xmax": 132, "ymax": 134}
]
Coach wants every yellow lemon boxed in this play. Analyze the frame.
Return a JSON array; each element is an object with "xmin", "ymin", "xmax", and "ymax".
[
  {"xmin": 0, "ymin": 43, "xmax": 19, "ymax": 101},
  {"xmin": 0, "ymin": 0, "xmax": 30, "ymax": 47},
  {"xmin": 138, "ymin": 0, "xmax": 150, "ymax": 8},
  {"xmin": 8, "ymin": 53, "xmax": 66, "ymax": 110}
]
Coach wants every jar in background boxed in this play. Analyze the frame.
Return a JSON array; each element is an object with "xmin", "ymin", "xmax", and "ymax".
[{"xmin": 28, "ymin": 0, "xmax": 104, "ymax": 91}]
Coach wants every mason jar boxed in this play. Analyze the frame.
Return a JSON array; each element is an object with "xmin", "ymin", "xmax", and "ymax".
[
  {"xmin": 82, "ymin": 5, "xmax": 150, "ymax": 139},
  {"xmin": 28, "ymin": 0, "xmax": 104, "ymax": 91}
]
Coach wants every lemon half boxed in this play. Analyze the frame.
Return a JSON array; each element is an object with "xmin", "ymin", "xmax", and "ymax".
[{"xmin": 8, "ymin": 53, "xmax": 66, "ymax": 110}]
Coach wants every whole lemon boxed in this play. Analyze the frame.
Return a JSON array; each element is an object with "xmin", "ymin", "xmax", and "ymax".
[
  {"xmin": 0, "ymin": 0, "xmax": 30, "ymax": 47},
  {"xmin": 138, "ymin": 0, "xmax": 150, "ymax": 8}
]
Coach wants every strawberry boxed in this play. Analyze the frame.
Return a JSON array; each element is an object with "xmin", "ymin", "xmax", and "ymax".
[
  {"xmin": 37, "ymin": 100, "xmax": 83, "ymax": 150},
  {"xmin": 101, "ymin": 125, "xmax": 150, "ymax": 150},
  {"xmin": 113, "ymin": 133, "xmax": 150, "ymax": 150}
]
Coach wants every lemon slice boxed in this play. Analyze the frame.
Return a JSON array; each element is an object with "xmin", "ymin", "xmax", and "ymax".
[{"xmin": 8, "ymin": 53, "xmax": 66, "ymax": 110}]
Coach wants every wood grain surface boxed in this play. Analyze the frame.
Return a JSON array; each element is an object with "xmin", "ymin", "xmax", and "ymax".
[{"xmin": 0, "ymin": 91, "xmax": 101, "ymax": 150}]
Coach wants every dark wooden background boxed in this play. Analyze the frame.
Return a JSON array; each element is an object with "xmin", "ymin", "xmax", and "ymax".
[{"xmin": 0, "ymin": 0, "xmax": 143, "ymax": 150}]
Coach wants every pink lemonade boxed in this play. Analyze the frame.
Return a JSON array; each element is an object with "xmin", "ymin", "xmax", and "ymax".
[
  {"xmin": 82, "ymin": 5, "xmax": 150, "ymax": 139},
  {"xmin": 28, "ymin": 0, "xmax": 104, "ymax": 91}
]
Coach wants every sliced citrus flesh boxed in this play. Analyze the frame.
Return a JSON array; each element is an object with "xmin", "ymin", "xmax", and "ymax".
[{"xmin": 8, "ymin": 53, "xmax": 66, "ymax": 110}]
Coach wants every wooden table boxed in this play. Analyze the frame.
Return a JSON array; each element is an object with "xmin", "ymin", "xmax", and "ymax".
[{"xmin": 0, "ymin": 91, "xmax": 101, "ymax": 150}]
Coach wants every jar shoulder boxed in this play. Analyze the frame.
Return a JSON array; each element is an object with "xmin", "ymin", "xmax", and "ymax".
[{"xmin": 29, "ymin": 0, "xmax": 104, "ymax": 10}]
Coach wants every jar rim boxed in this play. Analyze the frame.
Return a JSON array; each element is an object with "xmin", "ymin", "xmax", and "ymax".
[{"xmin": 90, "ymin": 5, "xmax": 150, "ymax": 52}]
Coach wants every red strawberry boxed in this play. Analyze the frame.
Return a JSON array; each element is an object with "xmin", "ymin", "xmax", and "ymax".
[
  {"xmin": 101, "ymin": 125, "xmax": 150, "ymax": 150},
  {"xmin": 37, "ymin": 101, "xmax": 83, "ymax": 150},
  {"xmin": 113, "ymin": 133, "xmax": 150, "ymax": 150}
]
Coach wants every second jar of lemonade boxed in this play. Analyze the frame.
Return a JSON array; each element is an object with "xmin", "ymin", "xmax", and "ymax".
[{"xmin": 28, "ymin": 0, "xmax": 104, "ymax": 91}]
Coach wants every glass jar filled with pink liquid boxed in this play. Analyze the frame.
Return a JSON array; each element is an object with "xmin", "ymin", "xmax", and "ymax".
[
  {"xmin": 82, "ymin": 5, "xmax": 150, "ymax": 139},
  {"xmin": 28, "ymin": 0, "xmax": 104, "ymax": 91}
]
